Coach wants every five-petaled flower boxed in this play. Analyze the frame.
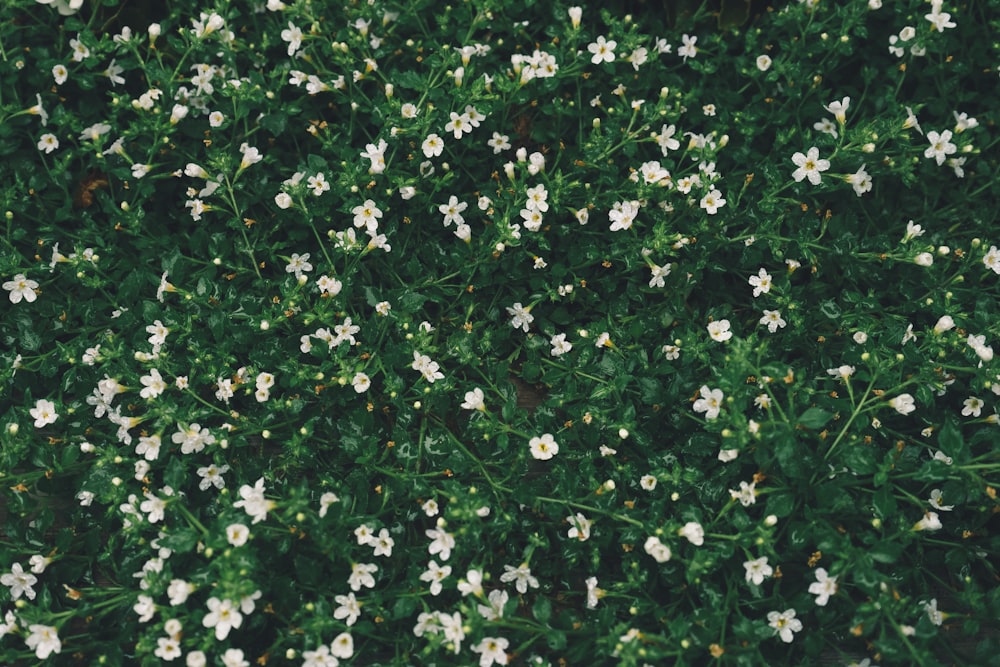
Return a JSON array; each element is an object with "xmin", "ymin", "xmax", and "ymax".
[
  {"xmin": 529, "ymin": 433, "xmax": 559, "ymax": 460},
  {"xmin": 925, "ymin": 130, "xmax": 957, "ymax": 165},
  {"xmin": 768, "ymin": 609, "xmax": 802, "ymax": 642},
  {"xmin": 587, "ymin": 36, "xmax": 617, "ymax": 64},
  {"xmin": 808, "ymin": 568, "xmax": 838, "ymax": 606},
  {"xmin": 30, "ymin": 399, "xmax": 59, "ymax": 429},
  {"xmin": 791, "ymin": 147, "xmax": 831, "ymax": 185},
  {"xmin": 693, "ymin": 386, "xmax": 724, "ymax": 420},
  {"xmin": 4, "ymin": 274, "xmax": 39, "ymax": 303}
]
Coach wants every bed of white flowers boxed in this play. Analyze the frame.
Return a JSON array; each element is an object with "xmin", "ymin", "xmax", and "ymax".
[{"xmin": 2, "ymin": 0, "xmax": 999, "ymax": 665}]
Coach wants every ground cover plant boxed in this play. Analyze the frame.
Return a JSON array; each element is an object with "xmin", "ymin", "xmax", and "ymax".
[{"xmin": 1, "ymin": 0, "xmax": 1000, "ymax": 664}]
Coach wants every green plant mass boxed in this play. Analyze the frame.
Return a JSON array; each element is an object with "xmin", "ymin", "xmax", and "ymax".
[{"xmin": 1, "ymin": 0, "xmax": 999, "ymax": 665}]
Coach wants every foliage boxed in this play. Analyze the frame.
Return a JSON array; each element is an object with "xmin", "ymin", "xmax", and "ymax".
[{"xmin": 1, "ymin": 0, "xmax": 999, "ymax": 665}]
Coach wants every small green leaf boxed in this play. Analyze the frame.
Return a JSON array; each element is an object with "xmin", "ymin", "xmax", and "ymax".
[
  {"xmin": 157, "ymin": 528, "xmax": 199, "ymax": 554},
  {"xmin": 870, "ymin": 541, "xmax": 902, "ymax": 564},
  {"xmin": 532, "ymin": 595, "xmax": 552, "ymax": 624},
  {"xmin": 797, "ymin": 407, "xmax": 833, "ymax": 430}
]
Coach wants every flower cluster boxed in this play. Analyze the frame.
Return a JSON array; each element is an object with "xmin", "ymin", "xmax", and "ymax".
[{"xmin": 1, "ymin": 0, "xmax": 997, "ymax": 665}]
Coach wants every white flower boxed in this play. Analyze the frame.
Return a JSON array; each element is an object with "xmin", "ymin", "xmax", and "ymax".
[
  {"xmin": 422, "ymin": 133, "xmax": 444, "ymax": 158},
  {"xmin": 925, "ymin": 130, "xmax": 957, "ymax": 166},
  {"xmin": 699, "ymin": 189, "xmax": 726, "ymax": 214},
  {"xmin": 154, "ymin": 636, "xmax": 182, "ymax": 661},
  {"xmin": 472, "ymin": 637, "xmax": 509, "ymax": 667},
  {"xmin": 221, "ymin": 648, "xmax": 248, "ymax": 667},
  {"xmin": 139, "ymin": 368, "xmax": 167, "ymax": 399},
  {"xmin": 567, "ymin": 513, "xmax": 592, "ymax": 541},
  {"xmin": 767, "ymin": 609, "xmax": 802, "ymax": 643},
  {"xmin": 226, "ymin": 524, "xmax": 250, "ymax": 547},
  {"xmin": 529, "ymin": 433, "xmax": 559, "ymax": 460},
  {"xmin": 609, "ymin": 200, "xmax": 639, "ymax": 231},
  {"xmin": 962, "ymin": 396, "xmax": 984, "ymax": 418},
  {"xmin": 953, "ymin": 111, "xmax": 978, "ymax": 133},
  {"xmin": 928, "ymin": 489, "xmax": 954, "ymax": 511},
  {"xmin": 743, "ymin": 557, "xmax": 773, "ymax": 585},
  {"xmin": 914, "ymin": 511, "xmax": 942, "ymax": 531},
  {"xmin": 140, "ymin": 491, "xmax": 167, "ymax": 523},
  {"xmin": 302, "ymin": 171, "xmax": 330, "ymax": 197},
  {"xmin": 821, "ymin": 368, "xmax": 854, "ymax": 385},
  {"xmin": 438, "ymin": 195, "xmax": 467, "ymax": 227},
  {"xmin": 587, "ymin": 35, "xmax": 616, "ymax": 64},
  {"xmin": 678, "ymin": 34, "xmax": 698, "ymax": 61},
  {"xmin": 824, "ymin": 96, "xmax": 850, "ymax": 124},
  {"xmin": 729, "ymin": 481, "xmax": 756, "ymax": 507},
  {"xmin": 202, "ymin": 598, "xmax": 242, "ymax": 640},
  {"xmin": 334, "ymin": 592, "xmax": 361, "ymax": 626},
  {"xmin": 968, "ymin": 333, "xmax": 994, "ymax": 362},
  {"xmin": 506, "ymin": 302, "xmax": 534, "ymax": 332},
  {"xmin": 347, "ymin": 562, "xmax": 378, "ymax": 591},
  {"xmin": 748, "ymin": 268, "xmax": 773, "ymax": 297},
  {"xmin": 37, "ymin": 133, "xmax": 59, "ymax": 153},
  {"xmin": 487, "ymin": 132, "xmax": 511, "ymax": 154},
  {"xmin": 2, "ymin": 563, "xmax": 37, "ymax": 600},
  {"xmin": 331, "ymin": 632, "xmax": 355, "ymax": 659},
  {"xmin": 25, "ymin": 624, "xmax": 61, "ymax": 660},
  {"xmin": 982, "ymin": 246, "xmax": 1000, "ymax": 274},
  {"xmin": 444, "ymin": 111, "xmax": 472, "ymax": 139},
  {"xmin": 889, "ymin": 393, "xmax": 916, "ymax": 415},
  {"xmin": 808, "ymin": 568, "xmax": 838, "ymax": 606},
  {"xmin": 167, "ymin": 579, "xmax": 194, "ymax": 606},
  {"xmin": 568, "ymin": 6, "xmax": 582, "ymax": 28},
  {"xmin": 693, "ymin": 386, "xmax": 724, "ymax": 420},
  {"xmin": 4, "ymin": 274, "xmax": 39, "ymax": 303},
  {"xmin": 419, "ymin": 560, "xmax": 451, "ymax": 596},
  {"xmin": 500, "ymin": 564, "xmax": 539, "ymax": 594},
  {"xmin": 233, "ymin": 477, "xmax": 273, "ymax": 524},
  {"xmin": 461, "ymin": 388, "xmax": 486, "ymax": 411},
  {"xmin": 791, "ymin": 147, "xmax": 830, "ymax": 185},
  {"xmin": 643, "ymin": 536, "xmax": 671, "ymax": 563},
  {"xmin": 846, "ymin": 164, "xmax": 872, "ymax": 196},
  {"xmin": 760, "ymin": 309, "xmax": 786, "ymax": 333},
  {"xmin": 654, "ymin": 124, "xmax": 680, "ymax": 155},
  {"xmin": 280, "ymin": 21, "xmax": 303, "ymax": 56},
  {"xmin": 371, "ymin": 528, "xmax": 394, "ymax": 557},
  {"xmin": 756, "ymin": 55, "xmax": 772, "ymax": 71},
  {"xmin": 411, "ymin": 351, "xmax": 444, "ymax": 383},
  {"xmin": 550, "ymin": 333, "xmax": 573, "ymax": 356},
  {"xmin": 678, "ymin": 521, "xmax": 704, "ymax": 546},
  {"xmin": 351, "ymin": 372, "xmax": 371, "ymax": 394},
  {"xmin": 30, "ymin": 398, "xmax": 59, "ymax": 428},
  {"xmin": 426, "ymin": 526, "xmax": 455, "ymax": 561},
  {"xmin": 707, "ymin": 319, "xmax": 733, "ymax": 342},
  {"xmin": 640, "ymin": 474, "xmax": 657, "ymax": 491}
]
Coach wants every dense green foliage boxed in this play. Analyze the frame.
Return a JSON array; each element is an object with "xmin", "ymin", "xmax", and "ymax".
[{"xmin": 1, "ymin": 0, "xmax": 999, "ymax": 664}]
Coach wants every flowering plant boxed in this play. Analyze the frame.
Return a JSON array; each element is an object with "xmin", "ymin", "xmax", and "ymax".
[{"xmin": 1, "ymin": 0, "xmax": 999, "ymax": 665}]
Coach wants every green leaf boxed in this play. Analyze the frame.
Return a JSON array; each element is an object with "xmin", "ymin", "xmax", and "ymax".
[
  {"xmin": 767, "ymin": 490, "xmax": 796, "ymax": 518},
  {"xmin": 545, "ymin": 629, "xmax": 567, "ymax": 650},
  {"xmin": 16, "ymin": 314, "xmax": 41, "ymax": 351},
  {"xmin": 872, "ymin": 485, "xmax": 896, "ymax": 518},
  {"xmin": 532, "ymin": 595, "xmax": 552, "ymax": 624},
  {"xmin": 157, "ymin": 528, "xmax": 199, "ymax": 554},
  {"xmin": 819, "ymin": 299, "xmax": 841, "ymax": 319},
  {"xmin": 797, "ymin": 407, "xmax": 833, "ymax": 430},
  {"xmin": 260, "ymin": 112, "xmax": 288, "ymax": 136},
  {"xmin": 937, "ymin": 417, "xmax": 967, "ymax": 462},
  {"xmin": 869, "ymin": 541, "xmax": 902, "ymax": 564},
  {"xmin": 164, "ymin": 456, "xmax": 187, "ymax": 491}
]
